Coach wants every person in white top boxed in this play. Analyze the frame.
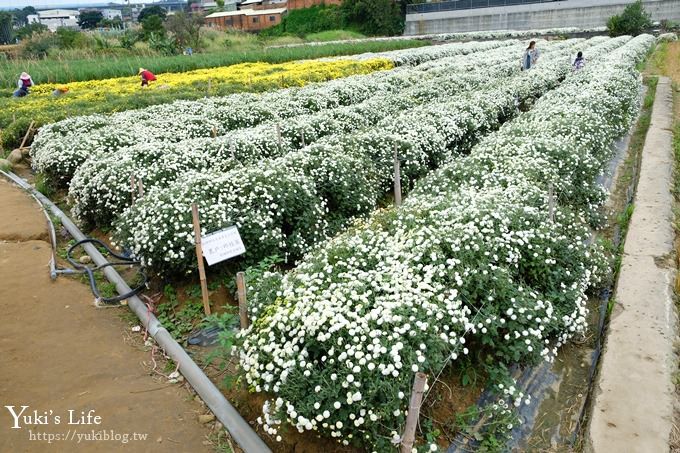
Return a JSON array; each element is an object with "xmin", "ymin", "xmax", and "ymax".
[
  {"xmin": 522, "ymin": 41, "xmax": 540, "ymax": 70},
  {"xmin": 14, "ymin": 72, "xmax": 34, "ymax": 97}
]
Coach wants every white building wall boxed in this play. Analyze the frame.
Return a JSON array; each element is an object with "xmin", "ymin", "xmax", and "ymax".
[
  {"xmin": 405, "ymin": 0, "xmax": 680, "ymax": 34},
  {"xmin": 99, "ymin": 9, "xmax": 123, "ymax": 20},
  {"xmin": 40, "ymin": 17, "xmax": 80, "ymax": 32},
  {"xmin": 28, "ymin": 10, "xmax": 80, "ymax": 32}
]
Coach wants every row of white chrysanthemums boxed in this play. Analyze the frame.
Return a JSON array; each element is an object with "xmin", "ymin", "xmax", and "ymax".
[
  {"xmin": 69, "ymin": 39, "xmax": 575, "ymax": 226},
  {"xmin": 111, "ymin": 37, "xmax": 617, "ymax": 276},
  {"xmin": 238, "ymin": 34, "xmax": 652, "ymax": 451},
  {"xmin": 30, "ymin": 40, "xmax": 512, "ymax": 184},
  {"xmin": 272, "ymin": 27, "xmax": 608, "ymax": 49}
]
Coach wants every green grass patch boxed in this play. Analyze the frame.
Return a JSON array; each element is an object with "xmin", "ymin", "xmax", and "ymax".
[
  {"xmin": 156, "ymin": 284, "xmax": 210, "ymax": 344},
  {"xmin": 34, "ymin": 173, "xmax": 54, "ymax": 198},
  {"xmin": 645, "ymin": 42, "xmax": 668, "ymax": 74},
  {"xmin": 673, "ymin": 117, "xmax": 680, "ymax": 200},
  {"xmin": 305, "ymin": 29, "xmax": 366, "ymax": 42}
]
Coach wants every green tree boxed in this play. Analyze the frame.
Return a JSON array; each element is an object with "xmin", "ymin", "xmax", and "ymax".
[
  {"xmin": 0, "ymin": 12, "xmax": 12, "ymax": 45},
  {"xmin": 142, "ymin": 15, "xmax": 166, "ymax": 40},
  {"xmin": 100, "ymin": 17, "xmax": 123, "ymax": 29},
  {"xmin": 15, "ymin": 22, "xmax": 48, "ymax": 41},
  {"xmin": 55, "ymin": 28, "xmax": 82, "ymax": 48},
  {"xmin": 341, "ymin": 0, "xmax": 403, "ymax": 36},
  {"xmin": 165, "ymin": 12, "xmax": 204, "ymax": 49},
  {"xmin": 138, "ymin": 6, "xmax": 167, "ymax": 23},
  {"xmin": 119, "ymin": 29, "xmax": 139, "ymax": 49},
  {"xmin": 78, "ymin": 10, "xmax": 104, "ymax": 29},
  {"xmin": 607, "ymin": 0, "xmax": 652, "ymax": 37},
  {"xmin": 12, "ymin": 6, "xmax": 37, "ymax": 26}
]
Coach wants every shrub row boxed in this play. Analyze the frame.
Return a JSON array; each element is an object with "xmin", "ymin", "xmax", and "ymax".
[
  {"xmin": 69, "ymin": 41, "xmax": 538, "ymax": 226},
  {"xmin": 111, "ymin": 37, "xmax": 623, "ymax": 276},
  {"xmin": 238, "ymin": 34, "xmax": 652, "ymax": 451},
  {"xmin": 30, "ymin": 40, "xmax": 511, "ymax": 184}
]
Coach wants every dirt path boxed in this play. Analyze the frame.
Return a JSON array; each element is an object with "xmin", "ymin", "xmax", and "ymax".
[
  {"xmin": 586, "ymin": 77, "xmax": 677, "ymax": 452},
  {"xmin": 0, "ymin": 178, "xmax": 212, "ymax": 452}
]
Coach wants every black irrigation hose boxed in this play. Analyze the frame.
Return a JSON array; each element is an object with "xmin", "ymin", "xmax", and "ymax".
[{"xmin": 65, "ymin": 238, "xmax": 147, "ymax": 304}]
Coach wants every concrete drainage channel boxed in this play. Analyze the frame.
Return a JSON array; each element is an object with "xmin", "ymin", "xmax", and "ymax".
[
  {"xmin": 587, "ymin": 77, "xmax": 678, "ymax": 452},
  {"xmin": 0, "ymin": 170, "xmax": 271, "ymax": 453}
]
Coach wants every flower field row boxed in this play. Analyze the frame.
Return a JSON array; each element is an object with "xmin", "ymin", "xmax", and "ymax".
[
  {"xmin": 8, "ymin": 59, "xmax": 393, "ymax": 123},
  {"xmin": 69, "ymin": 40, "xmax": 548, "ymax": 226},
  {"xmin": 30, "ymin": 40, "xmax": 512, "ymax": 184},
  {"xmin": 111, "ymin": 36, "xmax": 624, "ymax": 276},
  {"xmin": 0, "ymin": 57, "xmax": 397, "ymax": 152},
  {"xmin": 269, "ymin": 26, "xmax": 608, "ymax": 49},
  {"xmin": 34, "ymin": 39, "xmax": 506, "ymax": 142},
  {"xmin": 238, "ymin": 34, "xmax": 653, "ymax": 451}
]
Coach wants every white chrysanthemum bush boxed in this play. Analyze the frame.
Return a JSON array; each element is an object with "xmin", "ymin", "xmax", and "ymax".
[
  {"xmin": 112, "ymin": 36, "xmax": 622, "ymax": 276},
  {"xmin": 239, "ymin": 34, "xmax": 653, "ymax": 450},
  {"xmin": 69, "ymin": 42, "xmax": 529, "ymax": 226},
  {"xmin": 31, "ymin": 40, "xmax": 512, "ymax": 185}
]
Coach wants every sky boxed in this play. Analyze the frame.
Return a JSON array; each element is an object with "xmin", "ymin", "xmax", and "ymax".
[{"xmin": 0, "ymin": 0, "xmax": 159, "ymax": 9}]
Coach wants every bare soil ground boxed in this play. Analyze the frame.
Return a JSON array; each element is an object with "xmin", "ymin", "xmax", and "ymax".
[{"xmin": 0, "ymin": 178, "xmax": 213, "ymax": 452}]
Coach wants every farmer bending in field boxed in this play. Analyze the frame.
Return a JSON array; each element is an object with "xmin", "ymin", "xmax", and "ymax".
[
  {"xmin": 522, "ymin": 41, "xmax": 540, "ymax": 71},
  {"xmin": 52, "ymin": 86, "xmax": 69, "ymax": 97},
  {"xmin": 139, "ymin": 68, "xmax": 157, "ymax": 87},
  {"xmin": 13, "ymin": 72, "xmax": 34, "ymax": 97}
]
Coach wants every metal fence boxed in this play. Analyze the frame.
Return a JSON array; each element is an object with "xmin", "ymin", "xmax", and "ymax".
[{"xmin": 406, "ymin": 0, "xmax": 566, "ymax": 14}]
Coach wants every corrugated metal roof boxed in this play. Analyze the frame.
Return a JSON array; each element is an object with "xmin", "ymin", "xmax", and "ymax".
[{"xmin": 38, "ymin": 9, "xmax": 80, "ymax": 17}]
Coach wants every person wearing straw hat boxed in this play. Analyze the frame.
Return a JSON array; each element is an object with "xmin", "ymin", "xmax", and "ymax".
[
  {"xmin": 13, "ymin": 72, "xmax": 34, "ymax": 97},
  {"xmin": 139, "ymin": 68, "xmax": 157, "ymax": 87}
]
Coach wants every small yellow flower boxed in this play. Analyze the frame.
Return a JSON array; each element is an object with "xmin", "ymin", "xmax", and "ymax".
[{"xmin": 6, "ymin": 58, "xmax": 393, "ymax": 122}]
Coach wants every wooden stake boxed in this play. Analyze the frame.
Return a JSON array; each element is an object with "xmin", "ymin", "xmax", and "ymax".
[
  {"xmin": 191, "ymin": 203, "xmax": 211, "ymax": 316},
  {"xmin": 211, "ymin": 126, "xmax": 217, "ymax": 138},
  {"xmin": 236, "ymin": 271, "xmax": 249, "ymax": 329},
  {"xmin": 276, "ymin": 123, "xmax": 282, "ymax": 147},
  {"xmin": 137, "ymin": 178, "xmax": 144, "ymax": 197},
  {"xmin": 207, "ymin": 78, "xmax": 212, "ymax": 92},
  {"xmin": 19, "ymin": 120, "xmax": 35, "ymax": 149},
  {"xmin": 548, "ymin": 182, "xmax": 554, "ymax": 222},
  {"xmin": 393, "ymin": 143, "xmax": 402, "ymax": 207},
  {"xmin": 130, "ymin": 175, "xmax": 136, "ymax": 206},
  {"xmin": 401, "ymin": 372, "xmax": 427, "ymax": 453},
  {"xmin": 301, "ymin": 130, "xmax": 306, "ymax": 147}
]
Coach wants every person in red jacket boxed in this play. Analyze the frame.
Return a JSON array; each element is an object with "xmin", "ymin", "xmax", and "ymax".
[{"xmin": 138, "ymin": 68, "xmax": 157, "ymax": 87}]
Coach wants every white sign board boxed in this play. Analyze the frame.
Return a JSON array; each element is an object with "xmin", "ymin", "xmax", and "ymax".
[{"xmin": 201, "ymin": 226, "xmax": 246, "ymax": 266}]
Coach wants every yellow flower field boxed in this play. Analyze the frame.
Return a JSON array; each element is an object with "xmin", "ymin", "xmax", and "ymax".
[{"xmin": 6, "ymin": 58, "xmax": 393, "ymax": 118}]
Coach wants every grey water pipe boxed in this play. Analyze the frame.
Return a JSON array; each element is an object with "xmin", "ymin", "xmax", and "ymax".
[
  {"xmin": 30, "ymin": 189, "xmax": 80, "ymax": 280},
  {"xmin": 1, "ymin": 170, "xmax": 271, "ymax": 453},
  {"xmin": 21, "ymin": 179, "xmax": 60, "ymax": 278},
  {"xmin": 11, "ymin": 173, "xmax": 79, "ymax": 279}
]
